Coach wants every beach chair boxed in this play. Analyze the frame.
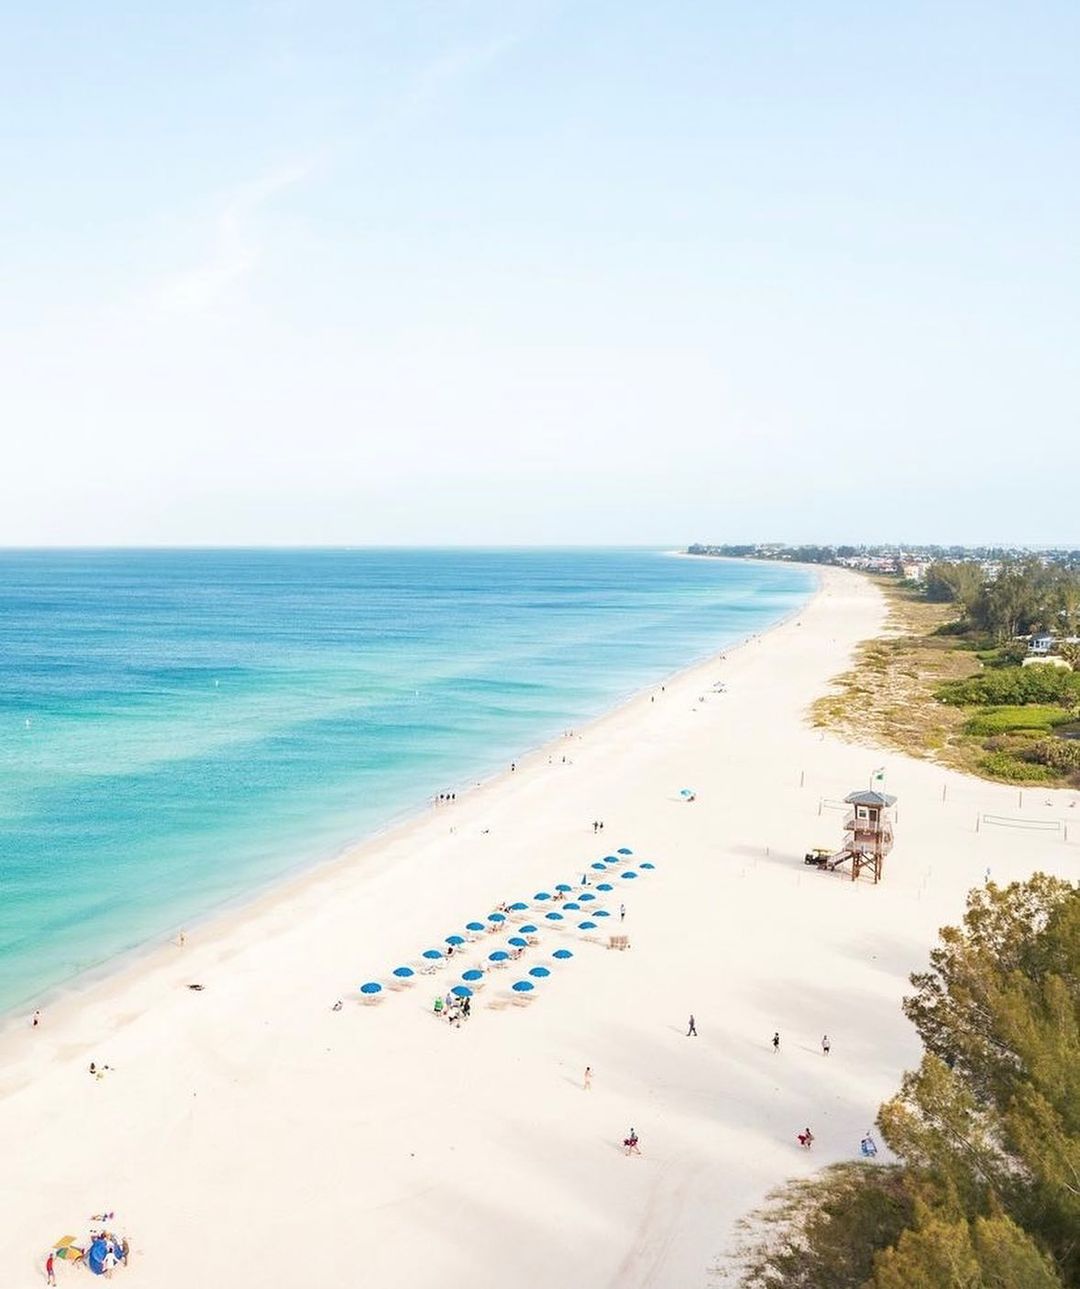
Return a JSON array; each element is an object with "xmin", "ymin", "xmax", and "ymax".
[{"xmin": 607, "ymin": 934, "xmax": 630, "ymax": 951}]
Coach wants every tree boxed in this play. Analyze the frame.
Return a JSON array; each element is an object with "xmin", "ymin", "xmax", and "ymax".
[
  {"xmin": 865, "ymin": 1203, "xmax": 1063, "ymax": 1289},
  {"xmin": 886, "ymin": 877, "xmax": 1080, "ymax": 1281},
  {"xmin": 925, "ymin": 561, "xmax": 983, "ymax": 611}
]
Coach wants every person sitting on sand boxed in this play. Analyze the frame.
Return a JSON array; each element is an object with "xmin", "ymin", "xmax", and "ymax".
[
  {"xmin": 798, "ymin": 1127, "xmax": 814, "ymax": 1149},
  {"xmin": 433, "ymin": 997, "xmax": 443, "ymax": 1015}
]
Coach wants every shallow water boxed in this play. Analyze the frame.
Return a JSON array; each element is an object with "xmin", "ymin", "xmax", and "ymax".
[{"xmin": 0, "ymin": 548, "xmax": 813, "ymax": 1014}]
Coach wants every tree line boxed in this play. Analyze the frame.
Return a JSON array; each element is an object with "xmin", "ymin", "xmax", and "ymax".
[
  {"xmin": 924, "ymin": 559, "xmax": 1080, "ymax": 643},
  {"xmin": 733, "ymin": 875, "xmax": 1080, "ymax": 1288}
]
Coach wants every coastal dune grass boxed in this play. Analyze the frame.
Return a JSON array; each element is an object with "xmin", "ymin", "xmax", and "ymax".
[{"xmin": 812, "ymin": 579, "xmax": 1079, "ymax": 786}]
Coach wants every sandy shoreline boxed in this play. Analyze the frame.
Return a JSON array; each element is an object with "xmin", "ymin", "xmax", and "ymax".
[{"xmin": 4, "ymin": 566, "xmax": 1078, "ymax": 1289}]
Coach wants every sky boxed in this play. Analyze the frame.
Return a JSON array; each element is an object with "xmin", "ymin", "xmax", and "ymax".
[{"xmin": 1, "ymin": 1, "xmax": 1077, "ymax": 546}]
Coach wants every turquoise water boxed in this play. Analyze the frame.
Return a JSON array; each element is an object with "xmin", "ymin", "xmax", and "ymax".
[{"xmin": 0, "ymin": 549, "xmax": 812, "ymax": 1014}]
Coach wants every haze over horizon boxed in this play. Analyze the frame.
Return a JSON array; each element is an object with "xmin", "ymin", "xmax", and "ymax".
[{"xmin": 3, "ymin": 2, "xmax": 1077, "ymax": 547}]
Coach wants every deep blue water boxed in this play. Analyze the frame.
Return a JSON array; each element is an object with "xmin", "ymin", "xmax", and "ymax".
[{"xmin": 0, "ymin": 549, "xmax": 813, "ymax": 1014}]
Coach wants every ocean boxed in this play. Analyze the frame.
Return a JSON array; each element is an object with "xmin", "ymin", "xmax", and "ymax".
[{"xmin": 0, "ymin": 548, "xmax": 813, "ymax": 1015}]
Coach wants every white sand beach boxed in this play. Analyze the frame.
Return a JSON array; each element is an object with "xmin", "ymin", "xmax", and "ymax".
[{"xmin": 3, "ymin": 566, "xmax": 1078, "ymax": 1288}]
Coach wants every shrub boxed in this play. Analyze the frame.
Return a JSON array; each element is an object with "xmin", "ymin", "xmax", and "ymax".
[
  {"xmin": 731, "ymin": 1162, "xmax": 914, "ymax": 1289},
  {"xmin": 939, "ymin": 667, "xmax": 1080, "ymax": 708},
  {"xmin": 977, "ymin": 751, "xmax": 1054, "ymax": 782},
  {"xmin": 1020, "ymin": 738, "xmax": 1080, "ymax": 774},
  {"xmin": 963, "ymin": 707, "xmax": 1070, "ymax": 736}
]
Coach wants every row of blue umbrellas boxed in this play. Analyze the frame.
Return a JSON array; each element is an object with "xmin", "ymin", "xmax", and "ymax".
[{"xmin": 360, "ymin": 847, "xmax": 654, "ymax": 996}]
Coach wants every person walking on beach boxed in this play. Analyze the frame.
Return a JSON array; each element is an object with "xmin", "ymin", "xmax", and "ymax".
[
  {"xmin": 584, "ymin": 1065, "xmax": 592, "ymax": 1090},
  {"xmin": 619, "ymin": 903, "xmax": 626, "ymax": 922},
  {"xmin": 624, "ymin": 1127, "xmax": 641, "ymax": 1155},
  {"xmin": 592, "ymin": 820, "xmax": 599, "ymax": 834},
  {"xmin": 772, "ymin": 1031, "xmax": 780, "ymax": 1054},
  {"xmin": 45, "ymin": 1251, "xmax": 57, "ymax": 1286},
  {"xmin": 31, "ymin": 1009, "xmax": 41, "ymax": 1028},
  {"xmin": 687, "ymin": 1014, "xmax": 697, "ymax": 1037},
  {"xmin": 821, "ymin": 1034, "xmax": 831, "ymax": 1056}
]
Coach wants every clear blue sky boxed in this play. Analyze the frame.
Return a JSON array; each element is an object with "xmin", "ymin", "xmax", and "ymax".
[{"xmin": 2, "ymin": 2, "xmax": 1077, "ymax": 545}]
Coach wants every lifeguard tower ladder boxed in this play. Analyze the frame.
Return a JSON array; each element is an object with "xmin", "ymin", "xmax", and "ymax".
[{"xmin": 825, "ymin": 789, "xmax": 896, "ymax": 883}]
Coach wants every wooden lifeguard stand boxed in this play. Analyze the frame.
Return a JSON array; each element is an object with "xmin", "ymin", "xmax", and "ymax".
[{"xmin": 824, "ymin": 789, "xmax": 896, "ymax": 883}]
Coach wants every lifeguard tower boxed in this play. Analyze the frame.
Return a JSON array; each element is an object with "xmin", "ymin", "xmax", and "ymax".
[{"xmin": 821, "ymin": 789, "xmax": 896, "ymax": 883}]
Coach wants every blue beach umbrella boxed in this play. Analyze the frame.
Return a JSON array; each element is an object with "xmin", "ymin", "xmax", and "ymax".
[
  {"xmin": 462, "ymin": 969, "xmax": 484, "ymax": 982},
  {"xmin": 680, "ymin": 788, "xmax": 695, "ymax": 798},
  {"xmin": 596, "ymin": 883, "xmax": 613, "ymax": 892},
  {"xmin": 545, "ymin": 911, "xmax": 564, "ymax": 921},
  {"xmin": 604, "ymin": 855, "xmax": 619, "ymax": 864},
  {"xmin": 445, "ymin": 934, "xmax": 465, "ymax": 946},
  {"xmin": 508, "ymin": 936, "xmax": 528, "ymax": 948},
  {"xmin": 640, "ymin": 862, "xmax": 655, "ymax": 870},
  {"xmin": 512, "ymin": 980, "xmax": 534, "ymax": 993},
  {"xmin": 621, "ymin": 871, "xmax": 638, "ymax": 880},
  {"xmin": 466, "ymin": 922, "xmax": 485, "ymax": 932},
  {"xmin": 520, "ymin": 924, "xmax": 538, "ymax": 934},
  {"xmin": 534, "ymin": 891, "xmax": 552, "ymax": 901},
  {"xmin": 451, "ymin": 985, "xmax": 473, "ymax": 998},
  {"xmin": 617, "ymin": 847, "xmax": 633, "ymax": 855},
  {"xmin": 563, "ymin": 902, "xmax": 581, "ymax": 911},
  {"xmin": 488, "ymin": 950, "xmax": 510, "ymax": 962},
  {"xmin": 578, "ymin": 892, "xmax": 596, "ymax": 902},
  {"xmin": 594, "ymin": 909, "xmax": 611, "ymax": 918},
  {"xmin": 578, "ymin": 921, "xmax": 597, "ymax": 931},
  {"xmin": 360, "ymin": 981, "xmax": 382, "ymax": 994},
  {"xmin": 555, "ymin": 883, "xmax": 572, "ymax": 892},
  {"xmin": 392, "ymin": 966, "xmax": 415, "ymax": 979},
  {"xmin": 590, "ymin": 862, "xmax": 606, "ymax": 871},
  {"xmin": 552, "ymin": 948, "xmax": 573, "ymax": 960},
  {"xmin": 488, "ymin": 912, "xmax": 507, "ymax": 923},
  {"xmin": 508, "ymin": 902, "xmax": 529, "ymax": 911},
  {"xmin": 529, "ymin": 966, "xmax": 551, "ymax": 978},
  {"xmin": 422, "ymin": 949, "xmax": 443, "ymax": 960}
]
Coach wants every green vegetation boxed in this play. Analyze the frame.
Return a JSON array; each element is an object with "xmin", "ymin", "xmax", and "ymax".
[
  {"xmin": 962, "ymin": 706, "xmax": 1071, "ymax": 736},
  {"xmin": 976, "ymin": 750, "xmax": 1055, "ymax": 783},
  {"xmin": 816, "ymin": 562, "xmax": 1080, "ymax": 786},
  {"xmin": 924, "ymin": 563, "xmax": 1080, "ymax": 783},
  {"xmin": 924, "ymin": 557, "xmax": 1080, "ymax": 643},
  {"xmin": 731, "ymin": 876, "xmax": 1080, "ymax": 1289},
  {"xmin": 940, "ymin": 666, "xmax": 1080, "ymax": 709}
]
